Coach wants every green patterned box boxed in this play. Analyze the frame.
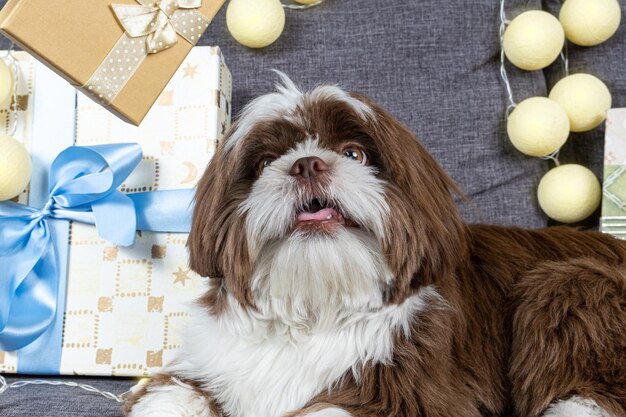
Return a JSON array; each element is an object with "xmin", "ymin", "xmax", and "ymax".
[{"xmin": 601, "ymin": 108, "xmax": 626, "ymax": 239}]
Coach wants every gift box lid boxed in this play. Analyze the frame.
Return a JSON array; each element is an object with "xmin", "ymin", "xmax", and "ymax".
[{"xmin": 0, "ymin": 0, "xmax": 225, "ymax": 125}]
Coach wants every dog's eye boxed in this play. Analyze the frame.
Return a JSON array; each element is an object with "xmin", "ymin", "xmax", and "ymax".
[
  {"xmin": 257, "ymin": 158, "xmax": 275, "ymax": 175},
  {"xmin": 342, "ymin": 146, "xmax": 368, "ymax": 165}
]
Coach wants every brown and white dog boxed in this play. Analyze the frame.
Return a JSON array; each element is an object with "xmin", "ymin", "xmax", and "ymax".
[{"xmin": 125, "ymin": 74, "xmax": 626, "ymax": 417}]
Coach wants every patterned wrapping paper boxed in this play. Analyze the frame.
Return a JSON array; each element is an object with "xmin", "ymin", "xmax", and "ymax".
[
  {"xmin": 600, "ymin": 108, "xmax": 626, "ymax": 239},
  {"xmin": 0, "ymin": 46, "xmax": 231, "ymax": 376}
]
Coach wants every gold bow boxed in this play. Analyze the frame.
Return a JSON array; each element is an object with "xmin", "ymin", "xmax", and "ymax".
[
  {"xmin": 112, "ymin": 0, "xmax": 203, "ymax": 54},
  {"xmin": 84, "ymin": 0, "xmax": 210, "ymax": 106}
]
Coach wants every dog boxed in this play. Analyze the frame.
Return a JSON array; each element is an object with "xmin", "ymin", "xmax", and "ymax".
[{"xmin": 125, "ymin": 74, "xmax": 626, "ymax": 417}]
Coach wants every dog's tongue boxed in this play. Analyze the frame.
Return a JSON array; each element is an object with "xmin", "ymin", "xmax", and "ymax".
[{"xmin": 297, "ymin": 207, "xmax": 337, "ymax": 222}]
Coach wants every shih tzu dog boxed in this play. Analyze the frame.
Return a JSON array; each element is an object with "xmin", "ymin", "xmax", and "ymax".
[{"xmin": 125, "ymin": 74, "xmax": 626, "ymax": 417}]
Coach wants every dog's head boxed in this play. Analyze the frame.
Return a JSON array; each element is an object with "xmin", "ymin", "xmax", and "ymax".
[{"xmin": 189, "ymin": 74, "xmax": 466, "ymax": 324}]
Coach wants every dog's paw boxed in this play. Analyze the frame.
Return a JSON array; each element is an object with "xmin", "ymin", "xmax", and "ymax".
[
  {"xmin": 542, "ymin": 397, "xmax": 611, "ymax": 417},
  {"xmin": 300, "ymin": 407, "xmax": 353, "ymax": 417},
  {"xmin": 127, "ymin": 383, "xmax": 212, "ymax": 417}
]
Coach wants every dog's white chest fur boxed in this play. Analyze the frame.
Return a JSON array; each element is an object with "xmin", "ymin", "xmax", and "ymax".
[{"xmin": 166, "ymin": 288, "xmax": 438, "ymax": 417}]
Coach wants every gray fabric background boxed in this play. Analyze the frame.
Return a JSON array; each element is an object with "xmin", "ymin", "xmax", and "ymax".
[{"xmin": 1, "ymin": 0, "xmax": 623, "ymax": 415}]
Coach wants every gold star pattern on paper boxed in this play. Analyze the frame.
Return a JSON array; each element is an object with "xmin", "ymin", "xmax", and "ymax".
[
  {"xmin": 158, "ymin": 90, "xmax": 174, "ymax": 106},
  {"xmin": 98, "ymin": 297, "xmax": 113, "ymax": 312},
  {"xmin": 182, "ymin": 63, "xmax": 199, "ymax": 79},
  {"xmin": 146, "ymin": 350, "xmax": 163, "ymax": 367},
  {"xmin": 96, "ymin": 348, "xmax": 112, "ymax": 365},
  {"xmin": 173, "ymin": 267, "xmax": 191, "ymax": 286},
  {"xmin": 11, "ymin": 95, "xmax": 29, "ymax": 111},
  {"xmin": 151, "ymin": 245, "xmax": 167, "ymax": 259},
  {"xmin": 103, "ymin": 246, "xmax": 118, "ymax": 261}
]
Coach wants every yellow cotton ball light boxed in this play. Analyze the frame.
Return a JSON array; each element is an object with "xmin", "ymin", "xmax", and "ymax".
[
  {"xmin": 227, "ymin": 0, "xmax": 285, "ymax": 48},
  {"xmin": 549, "ymin": 73, "xmax": 611, "ymax": 132},
  {"xmin": 0, "ymin": 59, "xmax": 14, "ymax": 109},
  {"xmin": 0, "ymin": 134, "xmax": 32, "ymax": 201},
  {"xmin": 537, "ymin": 164, "xmax": 601, "ymax": 223},
  {"xmin": 559, "ymin": 0, "xmax": 621, "ymax": 46},
  {"xmin": 503, "ymin": 10, "xmax": 565, "ymax": 71},
  {"xmin": 507, "ymin": 97, "xmax": 570, "ymax": 157}
]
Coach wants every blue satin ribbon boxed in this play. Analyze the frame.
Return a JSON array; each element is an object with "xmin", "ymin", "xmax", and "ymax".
[{"xmin": 0, "ymin": 143, "xmax": 194, "ymax": 356}]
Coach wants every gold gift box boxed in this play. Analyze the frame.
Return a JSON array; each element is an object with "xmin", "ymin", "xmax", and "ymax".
[{"xmin": 0, "ymin": 0, "xmax": 225, "ymax": 125}]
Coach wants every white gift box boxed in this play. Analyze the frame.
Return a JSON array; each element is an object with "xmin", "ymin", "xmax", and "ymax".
[{"xmin": 0, "ymin": 46, "xmax": 231, "ymax": 376}]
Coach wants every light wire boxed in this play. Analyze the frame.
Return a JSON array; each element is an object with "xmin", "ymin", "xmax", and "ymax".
[
  {"xmin": 282, "ymin": 0, "xmax": 326, "ymax": 10},
  {"xmin": 1, "ymin": 43, "xmax": 21, "ymax": 137},
  {"xmin": 0, "ymin": 374, "xmax": 130, "ymax": 403},
  {"xmin": 499, "ymin": 0, "xmax": 516, "ymax": 116}
]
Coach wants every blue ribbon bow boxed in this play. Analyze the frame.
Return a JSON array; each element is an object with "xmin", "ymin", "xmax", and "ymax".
[{"xmin": 0, "ymin": 143, "xmax": 194, "ymax": 355}]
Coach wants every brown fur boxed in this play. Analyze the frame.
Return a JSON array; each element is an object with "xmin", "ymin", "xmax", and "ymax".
[
  {"xmin": 294, "ymin": 226, "xmax": 626, "ymax": 417},
  {"xmin": 128, "ymin": 87, "xmax": 626, "ymax": 417}
]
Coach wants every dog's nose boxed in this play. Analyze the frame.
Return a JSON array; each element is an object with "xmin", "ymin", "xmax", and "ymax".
[{"xmin": 289, "ymin": 156, "xmax": 329, "ymax": 179}]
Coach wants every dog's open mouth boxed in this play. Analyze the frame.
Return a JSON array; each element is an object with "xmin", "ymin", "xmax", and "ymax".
[{"xmin": 295, "ymin": 198, "xmax": 358, "ymax": 231}]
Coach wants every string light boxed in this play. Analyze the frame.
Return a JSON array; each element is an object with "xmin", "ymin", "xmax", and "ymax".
[
  {"xmin": 500, "ymin": 0, "xmax": 607, "ymax": 224},
  {"xmin": 0, "ymin": 374, "xmax": 131, "ymax": 403},
  {"xmin": 498, "ymin": 0, "xmax": 568, "ymax": 165}
]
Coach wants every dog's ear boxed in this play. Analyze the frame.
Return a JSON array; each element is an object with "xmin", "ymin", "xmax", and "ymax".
[
  {"xmin": 188, "ymin": 142, "xmax": 254, "ymax": 306},
  {"xmin": 353, "ymin": 93, "xmax": 467, "ymax": 300}
]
